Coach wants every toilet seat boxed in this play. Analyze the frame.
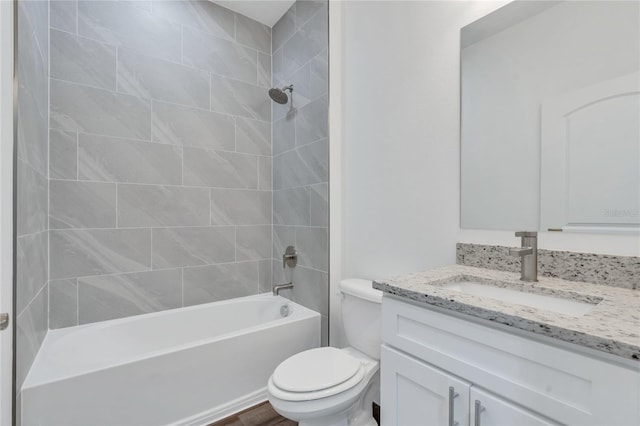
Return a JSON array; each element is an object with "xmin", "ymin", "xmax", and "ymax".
[{"xmin": 268, "ymin": 348, "xmax": 366, "ymax": 402}]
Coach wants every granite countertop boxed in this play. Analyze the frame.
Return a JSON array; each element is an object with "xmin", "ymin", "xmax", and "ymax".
[{"xmin": 373, "ymin": 265, "xmax": 640, "ymax": 361}]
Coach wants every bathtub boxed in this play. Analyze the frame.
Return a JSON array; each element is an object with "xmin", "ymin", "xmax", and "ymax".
[{"xmin": 21, "ymin": 293, "xmax": 320, "ymax": 426}]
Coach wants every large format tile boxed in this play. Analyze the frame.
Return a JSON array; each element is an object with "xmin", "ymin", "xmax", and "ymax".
[
  {"xmin": 296, "ymin": 227, "xmax": 328, "ymax": 271},
  {"xmin": 236, "ymin": 225, "xmax": 271, "ymax": 261},
  {"xmin": 258, "ymin": 156, "xmax": 272, "ymax": 191},
  {"xmin": 309, "ymin": 183, "xmax": 328, "ymax": 227},
  {"xmin": 18, "ymin": 0, "xmax": 48, "ymax": 68},
  {"xmin": 183, "ymin": 26, "xmax": 258, "ymax": 85},
  {"xmin": 183, "ymin": 262, "xmax": 259, "ymax": 306},
  {"xmin": 258, "ymin": 259, "xmax": 273, "ymax": 293},
  {"xmin": 183, "ymin": 148, "xmax": 258, "ymax": 189},
  {"xmin": 50, "ymin": 0, "xmax": 77, "ymax": 33},
  {"xmin": 273, "ymin": 116, "xmax": 295, "ymax": 155},
  {"xmin": 272, "ymin": 4, "xmax": 296, "ymax": 52},
  {"xmin": 295, "ymin": 0, "xmax": 327, "ymax": 29},
  {"xmin": 118, "ymin": 184, "xmax": 209, "ymax": 227},
  {"xmin": 78, "ymin": 134, "xmax": 182, "ymax": 185},
  {"xmin": 117, "ymin": 49, "xmax": 210, "ymax": 109},
  {"xmin": 49, "ymin": 279, "xmax": 78, "ymax": 329},
  {"xmin": 50, "ymin": 29, "xmax": 116, "ymax": 90},
  {"xmin": 17, "ymin": 20, "xmax": 48, "ymax": 177},
  {"xmin": 50, "ymin": 228, "xmax": 151, "ymax": 280},
  {"xmin": 290, "ymin": 266, "xmax": 328, "ymax": 314},
  {"xmin": 235, "ymin": 14, "xmax": 271, "ymax": 53},
  {"xmin": 295, "ymin": 96, "xmax": 328, "ymax": 146},
  {"xmin": 258, "ymin": 53, "xmax": 272, "ymax": 88},
  {"xmin": 16, "ymin": 231, "xmax": 48, "ymax": 315},
  {"xmin": 273, "ymin": 226, "xmax": 295, "ymax": 261},
  {"xmin": 16, "ymin": 159, "xmax": 47, "ymax": 237},
  {"xmin": 210, "ymin": 189, "xmax": 271, "ymax": 225},
  {"xmin": 50, "ymin": 79, "xmax": 151, "ymax": 140},
  {"xmin": 151, "ymin": 101, "xmax": 234, "ymax": 150},
  {"xmin": 152, "ymin": 226, "xmax": 235, "ymax": 268},
  {"xmin": 236, "ymin": 118, "xmax": 271, "ymax": 156},
  {"xmin": 282, "ymin": 9, "xmax": 327, "ymax": 77},
  {"xmin": 78, "ymin": 0, "xmax": 181, "ymax": 62},
  {"xmin": 50, "ymin": 129, "xmax": 77, "ymax": 180},
  {"xmin": 281, "ymin": 139, "xmax": 328, "ymax": 189},
  {"xmin": 273, "ymin": 154, "xmax": 283, "ymax": 190},
  {"xmin": 211, "ymin": 75, "xmax": 271, "ymax": 121},
  {"xmin": 78, "ymin": 269, "xmax": 182, "ymax": 324},
  {"xmin": 16, "ymin": 285, "xmax": 48, "ymax": 390},
  {"xmin": 152, "ymin": 0, "xmax": 235, "ymax": 40},
  {"xmin": 50, "ymin": 180, "xmax": 117, "ymax": 229},
  {"xmin": 287, "ymin": 52, "xmax": 328, "ymax": 110},
  {"xmin": 274, "ymin": 188, "xmax": 310, "ymax": 226}
]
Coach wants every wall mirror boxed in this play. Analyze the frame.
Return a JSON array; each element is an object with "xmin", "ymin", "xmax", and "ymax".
[{"xmin": 460, "ymin": 0, "xmax": 639, "ymax": 233}]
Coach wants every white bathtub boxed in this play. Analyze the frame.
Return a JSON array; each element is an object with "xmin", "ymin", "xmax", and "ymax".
[{"xmin": 21, "ymin": 293, "xmax": 320, "ymax": 426}]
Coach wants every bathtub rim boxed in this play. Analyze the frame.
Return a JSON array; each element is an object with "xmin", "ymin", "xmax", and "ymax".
[{"xmin": 23, "ymin": 293, "xmax": 320, "ymax": 389}]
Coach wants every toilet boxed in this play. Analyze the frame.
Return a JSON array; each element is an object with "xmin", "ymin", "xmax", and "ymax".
[{"xmin": 267, "ymin": 279, "xmax": 382, "ymax": 426}]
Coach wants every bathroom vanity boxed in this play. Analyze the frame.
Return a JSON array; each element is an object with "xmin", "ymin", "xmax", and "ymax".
[{"xmin": 374, "ymin": 265, "xmax": 640, "ymax": 426}]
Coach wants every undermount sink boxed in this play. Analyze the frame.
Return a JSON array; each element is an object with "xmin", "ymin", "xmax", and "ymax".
[{"xmin": 443, "ymin": 281, "xmax": 598, "ymax": 317}]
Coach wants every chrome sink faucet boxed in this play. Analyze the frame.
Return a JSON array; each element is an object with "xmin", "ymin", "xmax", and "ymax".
[{"xmin": 509, "ymin": 231, "xmax": 538, "ymax": 282}]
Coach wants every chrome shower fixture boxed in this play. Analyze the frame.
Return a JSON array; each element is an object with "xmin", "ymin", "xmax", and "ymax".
[{"xmin": 268, "ymin": 84, "xmax": 294, "ymax": 104}]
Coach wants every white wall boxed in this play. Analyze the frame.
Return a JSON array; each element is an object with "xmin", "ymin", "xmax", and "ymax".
[
  {"xmin": 341, "ymin": 0, "xmax": 507, "ymax": 281},
  {"xmin": 329, "ymin": 1, "xmax": 507, "ymax": 346}
]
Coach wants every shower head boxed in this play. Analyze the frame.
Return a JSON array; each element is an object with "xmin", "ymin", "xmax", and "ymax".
[{"xmin": 268, "ymin": 85, "xmax": 294, "ymax": 104}]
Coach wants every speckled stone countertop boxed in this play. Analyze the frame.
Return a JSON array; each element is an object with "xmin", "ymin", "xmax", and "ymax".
[{"xmin": 373, "ymin": 265, "xmax": 640, "ymax": 361}]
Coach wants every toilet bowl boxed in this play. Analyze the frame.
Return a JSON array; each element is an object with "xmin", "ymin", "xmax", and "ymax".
[{"xmin": 267, "ymin": 279, "xmax": 382, "ymax": 426}]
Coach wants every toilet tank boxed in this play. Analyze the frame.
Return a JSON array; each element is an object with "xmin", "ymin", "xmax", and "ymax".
[{"xmin": 340, "ymin": 279, "xmax": 383, "ymax": 360}]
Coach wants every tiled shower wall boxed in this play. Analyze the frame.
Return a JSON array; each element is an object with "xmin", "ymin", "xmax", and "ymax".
[
  {"xmin": 271, "ymin": 1, "xmax": 329, "ymax": 343},
  {"xmin": 16, "ymin": 0, "xmax": 50, "ymax": 390},
  {"xmin": 47, "ymin": 0, "xmax": 273, "ymax": 327}
]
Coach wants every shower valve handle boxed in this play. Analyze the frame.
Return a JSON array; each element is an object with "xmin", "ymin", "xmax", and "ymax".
[{"xmin": 282, "ymin": 246, "xmax": 298, "ymax": 269}]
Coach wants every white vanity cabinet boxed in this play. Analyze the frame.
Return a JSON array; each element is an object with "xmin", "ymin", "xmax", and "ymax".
[
  {"xmin": 381, "ymin": 346, "xmax": 471, "ymax": 426},
  {"xmin": 380, "ymin": 296, "xmax": 640, "ymax": 426}
]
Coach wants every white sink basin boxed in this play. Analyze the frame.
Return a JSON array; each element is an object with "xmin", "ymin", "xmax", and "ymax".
[{"xmin": 443, "ymin": 281, "xmax": 597, "ymax": 317}]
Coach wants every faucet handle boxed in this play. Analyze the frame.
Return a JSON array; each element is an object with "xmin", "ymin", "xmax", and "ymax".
[
  {"xmin": 509, "ymin": 247, "xmax": 533, "ymax": 257},
  {"xmin": 515, "ymin": 231, "xmax": 537, "ymax": 238},
  {"xmin": 282, "ymin": 245, "xmax": 298, "ymax": 269}
]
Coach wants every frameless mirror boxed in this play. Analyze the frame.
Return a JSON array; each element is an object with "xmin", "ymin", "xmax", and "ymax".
[{"xmin": 460, "ymin": 0, "xmax": 639, "ymax": 232}]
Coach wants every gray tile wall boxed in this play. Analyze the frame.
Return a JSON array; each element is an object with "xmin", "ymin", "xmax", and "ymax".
[
  {"xmin": 16, "ymin": 0, "xmax": 50, "ymax": 390},
  {"xmin": 271, "ymin": 1, "xmax": 329, "ymax": 345},
  {"xmin": 48, "ymin": 0, "xmax": 273, "ymax": 328}
]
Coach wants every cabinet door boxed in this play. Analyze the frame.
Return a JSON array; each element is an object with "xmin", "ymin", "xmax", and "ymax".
[
  {"xmin": 470, "ymin": 387, "xmax": 559, "ymax": 426},
  {"xmin": 381, "ymin": 345, "xmax": 470, "ymax": 426}
]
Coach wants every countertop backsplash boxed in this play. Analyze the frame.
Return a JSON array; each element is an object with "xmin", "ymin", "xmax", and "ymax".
[{"xmin": 456, "ymin": 243, "xmax": 640, "ymax": 290}]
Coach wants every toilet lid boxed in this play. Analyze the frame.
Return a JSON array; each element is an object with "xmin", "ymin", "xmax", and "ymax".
[{"xmin": 272, "ymin": 347, "xmax": 362, "ymax": 393}]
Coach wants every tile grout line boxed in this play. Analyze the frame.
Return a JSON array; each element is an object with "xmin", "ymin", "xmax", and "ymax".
[
  {"xmin": 51, "ymin": 75, "xmax": 272, "ymax": 123},
  {"xmin": 76, "ymin": 278, "xmax": 79, "ymax": 326},
  {"xmin": 150, "ymin": 228, "xmax": 153, "ymax": 270},
  {"xmin": 47, "ymin": 2, "xmax": 52, "ymax": 331},
  {"xmin": 115, "ymin": 183, "xmax": 118, "ymax": 228},
  {"xmin": 75, "ymin": 132, "xmax": 79, "ymax": 180}
]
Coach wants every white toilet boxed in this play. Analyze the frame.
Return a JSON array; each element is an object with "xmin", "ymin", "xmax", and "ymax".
[{"xmin": 267, "ymin": 279, "xmax": 382, "ymax": 426}]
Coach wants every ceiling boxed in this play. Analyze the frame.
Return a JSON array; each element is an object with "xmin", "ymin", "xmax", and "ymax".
[{"xmin": 213, "ymin": 0, "xmax": 296, "ymax": 27}]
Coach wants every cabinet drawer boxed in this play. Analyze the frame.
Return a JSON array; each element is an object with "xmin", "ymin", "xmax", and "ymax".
[{"xmin": 382, "ymin": 296, "xmax": 640, "ymax": 426}]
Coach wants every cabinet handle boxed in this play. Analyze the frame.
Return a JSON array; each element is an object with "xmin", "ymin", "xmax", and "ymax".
[
  {"xmin": 448, "ymin": 386, "xmax": 459, "ymax": 426},
  {"xmin": 474, "ymin": 400, "xmax": 485, "ymax": 426}
]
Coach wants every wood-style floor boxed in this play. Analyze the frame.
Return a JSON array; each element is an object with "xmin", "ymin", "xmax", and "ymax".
[{"xmin": 209, "ymin": 402, "xmax": 297, "ymax": 426}]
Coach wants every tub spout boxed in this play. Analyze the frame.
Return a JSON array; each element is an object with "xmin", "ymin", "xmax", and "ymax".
[{"xmin": 273, "ymin": 282, "xmax": 293, "ymax": 296}]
